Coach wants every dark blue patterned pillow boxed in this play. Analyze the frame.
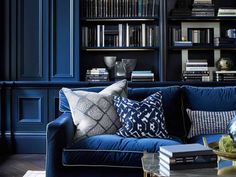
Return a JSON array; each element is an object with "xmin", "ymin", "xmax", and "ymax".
[{"xmin": 113, "ymin": 92, "xmax": 169, "ymax": 138}]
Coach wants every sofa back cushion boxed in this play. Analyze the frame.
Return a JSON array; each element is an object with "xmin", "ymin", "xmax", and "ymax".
[
  {"xmin": 59, "ymin": 85, "xmax": 183, "ymax": 138},
  {"xmin": 182, "ymin": 86, "xmax": 236, "ymax": 135},
  {"xmin": 128, "ymin": 86, "xmax": 184, "ymax": 138},
  {"xmin": 59, "ymin": 87, "xmax": 104, "ymax": 112},
  {"xmin": 59, "ymin": 79, "xmax": 128, "ymax": 112}
]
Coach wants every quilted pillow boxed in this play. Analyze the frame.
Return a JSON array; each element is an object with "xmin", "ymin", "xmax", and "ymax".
[
  {"xmin": 186, "ymin": 108, "xmax": 236, "ymax": 138},
  {"xmin": 62, "ymin": 80, "xmax": 127, "ymax": 140},
  {"xmin": 113, "ymin": 92, "xmax": 169, "ymax": 138}
]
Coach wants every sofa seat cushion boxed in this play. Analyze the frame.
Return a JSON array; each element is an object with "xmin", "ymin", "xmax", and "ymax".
[
  {"xmin": 188, "ymin": 134, "xmax": 224, "ymax": 145},
  {"xmin": 62, "ymin": 134, "xmax": 182, "ymax": 167}
]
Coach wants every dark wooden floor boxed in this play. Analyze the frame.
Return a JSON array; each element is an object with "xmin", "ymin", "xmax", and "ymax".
[{"xmin": 0, "ymin": 154, "xmax": 45, "ymax": 177}]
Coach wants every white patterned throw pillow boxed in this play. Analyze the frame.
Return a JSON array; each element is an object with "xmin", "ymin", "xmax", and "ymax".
[
  {"xmin": 186, "ymin": 108, "xmax": 236, "ymax": 138},
  {"xmin": 62, "ymin": 80, "xmax": 127, "ymax": 140}
]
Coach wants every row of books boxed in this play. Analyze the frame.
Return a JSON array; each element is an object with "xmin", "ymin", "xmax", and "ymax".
[
  {"xmin": 81, "ymin": 24, "xmax": 158, "ymax": 48},
  {"xmin": 86, "ymin": 68, "xmax": 109, "ymax": 81},
  {"xmin": 183, "ymin": 60, "xmax": 210, "ymax": 82},
  {"xmin": 188, "ymin": 28, "xmax": 213, "ymax": 45},
  {"xmin": 81, "ymin": 0, "xmax": 159, "ymax": 18},
  {"xmin": 213, "ymin": 70, "xmax": 236, "ymax": 81},
  {"xmin": 159, "ymin": 144, "xmax": 217, "ymax": 176},
  {"xmin": 169, "ymin": 26, "xmax": 215, "ymax": 47},
  {"xmin": 131, "ymin": 71, "xmax": 154, "ymax": 82}
]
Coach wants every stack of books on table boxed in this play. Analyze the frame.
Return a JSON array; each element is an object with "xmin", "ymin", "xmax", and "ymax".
[
  {"xmin": 213, "ymin": 70, "xmax": 236, "ymax": 81},
  {"xmin": 159, "ymin": 144, "xmax": 217, "ymax": 176},
  {"xmin": 192, "ymin": 0, "xmax": 215, "ymax": 17},
  {"xmin": 86, "ymin": 68, "xmax": 109, "ymax": 82},
  {"xmin": 131, "ymin": 71, "xmax": 154, "ymax": 82},
  {"xmin": 183, "ymin": 60, "xmax": 210, "ymax": 82}
]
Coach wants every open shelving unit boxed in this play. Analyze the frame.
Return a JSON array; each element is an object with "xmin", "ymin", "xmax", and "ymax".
[
  {"xmin": 79, "ymin": 0, "xmax": 161, "ymax": 81},
  {"xmin": 166, "ymin": 0, "xmax": 236, "ymax": 81}
]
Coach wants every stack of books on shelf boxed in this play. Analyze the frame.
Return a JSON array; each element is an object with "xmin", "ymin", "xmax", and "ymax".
[
  {"xmin": 159, "ymin": 144, "xmax": 217, "ymax": 176},
  {"xmin": 183, "ymin": 60, "xmax": 210, "ymax": 82},
  {"xmin": 192, "ymin": 0, "xmax": 215, "ymax": 17},
  {"xmin": 86, "ymin": 68, "xmax": 109, "ymax": 82},
  {"xmin": 213, "ymin": 70, "xmax": 236, "ymax": 81},
  {"xmin": 131, "ymin": 71, "xmax": 154, "ymax": 82},
  {"xmin": 81, "ymin": 0, "xmax": 159, "ymax": 18},
  {"xmin": 218, "ymin": 8, "xmax": 236, "ymax": 16},
  {"xmin": 214, "ymin": 37, "xmax": 236, "ymax": 47}
]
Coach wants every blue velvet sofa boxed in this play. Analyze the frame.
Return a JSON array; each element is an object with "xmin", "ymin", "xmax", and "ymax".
[{"xmin": 46, "ymin": 82, "xmax": 236, "ymax": 177}]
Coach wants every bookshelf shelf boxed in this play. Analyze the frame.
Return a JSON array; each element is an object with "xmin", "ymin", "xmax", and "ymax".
[
  {"xmin": 81, "ymin": 17, "xmax": 159, "ymax": 22},
  {"xmin": 168, "ymin": 16, "xmax": 236, "ymax": 21},
  {"xmin": 80, "ymin": 0, "xmax": 161, "ymax": 81},
  {"xmin": 166, "ymin": 0, "xmax": 236, "ymax": 81},
  {"xmin": 168, "ymin": 46, "xmax": 236, "ymax": 50},
  {"xmin": 82, "ymin": 47, "xmax": 159, "ymax": 52}
]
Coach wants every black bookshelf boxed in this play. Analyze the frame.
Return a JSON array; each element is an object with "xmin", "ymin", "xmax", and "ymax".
[
  {"xmin": 80, "ymin": 0, "xmax": 161, "ymax": 81},
  {"xmin": 166, "ymin": 0, "xmax": 236, "ymax": 81}
]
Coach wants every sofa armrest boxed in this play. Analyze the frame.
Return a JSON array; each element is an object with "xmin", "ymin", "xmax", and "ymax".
[{"xmin": 46, "ymin": 112, "xmax": 75, "ymax": 177}]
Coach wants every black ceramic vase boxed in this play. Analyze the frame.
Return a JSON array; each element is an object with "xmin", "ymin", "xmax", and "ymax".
[{"xmin": 227, "ymin": 116, "xmax": 236, "ymax": 143}]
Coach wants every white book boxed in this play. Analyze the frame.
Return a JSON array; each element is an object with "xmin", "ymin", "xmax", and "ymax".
[
  {"xmin": 159, "ymin": 144, "xmax": 214, "ymax": 158},
  {"xmin": 97, "ymin": 25, "xmax": 101, "ymax": 47},
  {"xmin": 126, "ymin": 23, "xmax": 129, "ymax": 47},
  {"xmin": 215, "ymin": 70, "xmax": 236, "ymax": 74},
  {"xmin": 118, "ymin": 24, "xmax": 123, "ymax": 47},
  {"xmin": 141, "ymin": 24, "xmax": 146, "ymax": 47},
  {"xmin": 186, "ymin": 67, "xmax": 208, "ymax": 71}
]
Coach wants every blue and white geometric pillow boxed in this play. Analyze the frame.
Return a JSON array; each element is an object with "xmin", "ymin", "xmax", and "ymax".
[{"xmin": 113, "ymin": 92, "xmax": 169, "ymax": 138}]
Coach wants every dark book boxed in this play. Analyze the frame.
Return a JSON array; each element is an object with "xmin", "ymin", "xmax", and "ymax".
[
  {"xmin": 159, "ymin": 151, "xmax": 217, "ymax": 165},
  {"xmin": 160, "ymin": 160, "xmax": 217, "ymax": 171},
  {"xmin": 159, "ymin": 144, "xmax": 215, "ymax": 158}
]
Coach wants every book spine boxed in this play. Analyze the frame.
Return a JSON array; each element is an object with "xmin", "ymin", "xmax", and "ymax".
[
  {"xmin": 97, "ymin": 25, "xmax": 100, "ymax": 47},
  {"xmin": 160, "ymin": 160, "xmax": 216, "ymax": 170},
  {"xmin": 126, "ymin": 23, "xmax": 129, "ymax": 47},
  {"xmin": 141, "ymin": 24, "xmax": 146, "ymax": 47}
]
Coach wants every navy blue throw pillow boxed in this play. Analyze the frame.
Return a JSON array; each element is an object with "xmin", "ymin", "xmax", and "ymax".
[{"xmin": 113, "ymin": 92, "xmax": 169, "ymax": 138}]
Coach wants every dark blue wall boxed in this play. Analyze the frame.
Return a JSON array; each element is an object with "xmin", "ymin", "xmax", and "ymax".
[
  {"xmin": 50, "ymin": 0, "xmax": 79, "ymax": 81},
  {"xmin": 1, "ymin": 0, "xmax": 81, "ymax": 153},
  {"xmin": 0, "ymin": 1, "xmax": 4, "ymax": 80}
]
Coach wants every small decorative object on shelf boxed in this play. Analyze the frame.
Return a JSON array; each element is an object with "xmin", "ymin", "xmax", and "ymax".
[
  {"xmin": 121, "ymin": 59, "xmax": 137, "ymax": 80},
  {"xmin": 216, "ymin": 57, "xmax": 234, "ymax": 71},
  {"xmin": 226, "ymin": 29, "xmax": 236, "ymax": 39},
  {"xmin": 104, "ymin": 56, "xmax": 117, "ymax": 80},
  {"xmin": 114, "ymin": 61, "xmax": 126, "ymax": 80},
  {"xmin": 227, "ymin": 117, "xmax": 236, "ymax": 143}
]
